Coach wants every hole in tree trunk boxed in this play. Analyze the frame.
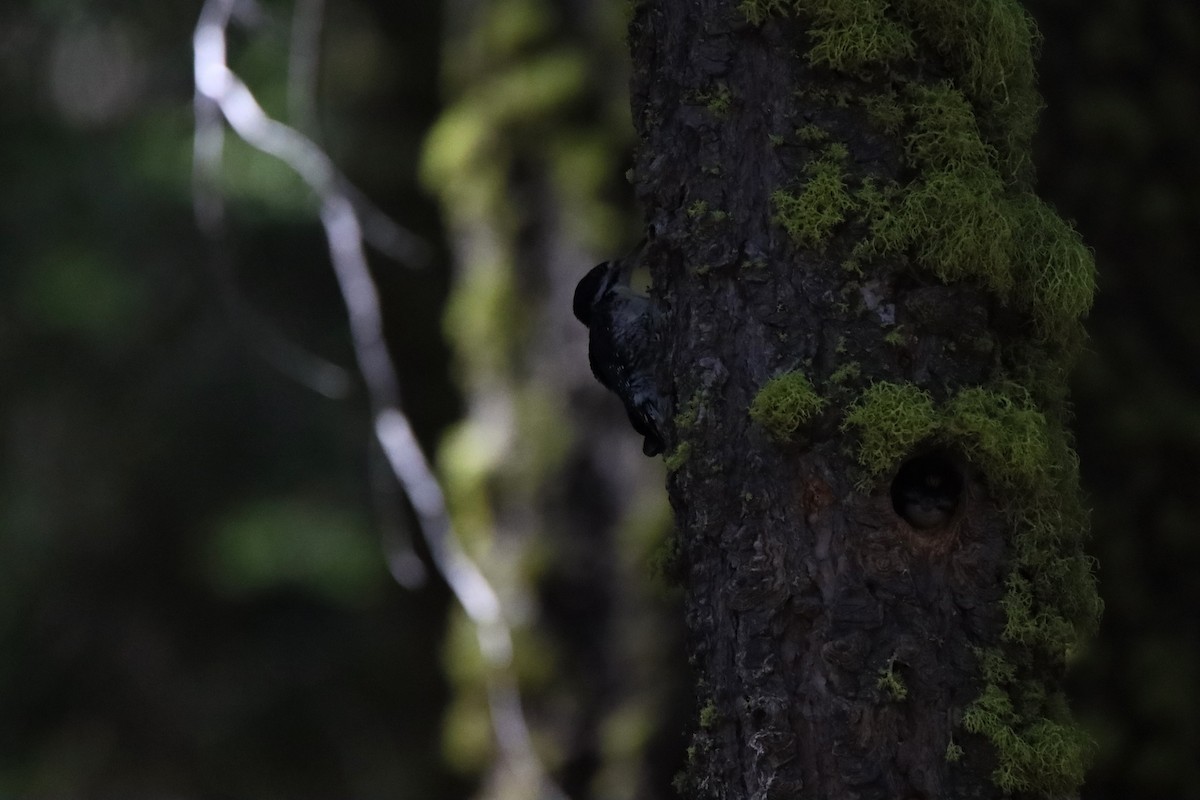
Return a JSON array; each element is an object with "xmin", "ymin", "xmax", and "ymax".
[{"xmin": 890, "ymin": 452, "xmax": 963, "ymax": 530}]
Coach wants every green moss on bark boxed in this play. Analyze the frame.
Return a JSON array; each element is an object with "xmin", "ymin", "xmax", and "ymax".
[
  {"xmin": 772, "ymin": 142, "xmax": 855, "ymax": 249},
  {"xmin": 664, "ymin": 441, "xmax": 693, "ymax": 472},
  {"xmin": 876, "ymin": 659, "xmax": 909, "ymax": 702},
  {"xmin": 841, "ymin": 382, "xmax": 939, "ymax": 477},
  {"xmin": 750, "ymin": 371, "xmax": 827, "ymax": 442},
  {"xmin": 962, "ymin": 648, "xmax": 1096, "ymax": 795},
  {"xmin": 852, "ymin": 82, "xmax": 1096, "ymax": 355},
  {"xmin": 737, "ymin": 0, "xmax": 1097, "ymax": 794},
  {"xmin": 803, "ymin": 0, "xmax": 916, "ymax": 72},
  {"xmin": 750, "ymin": 0, "xmax": 1094, "ymax": 356},
  {"xmin": 845, "ymin": 382, "xmax": 1101, "ymax": 794}
]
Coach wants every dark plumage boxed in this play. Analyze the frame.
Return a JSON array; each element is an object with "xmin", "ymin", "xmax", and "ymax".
[{"xmin": 573, "ymin": 260, "xmax": 665, "ymax": 456}]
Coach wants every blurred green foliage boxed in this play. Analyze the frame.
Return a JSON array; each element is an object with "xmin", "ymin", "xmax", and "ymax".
[
  {"xmin": 1030, "ymin": 0, "xmax": 1200, "ymax": 797},
  {"xmin": 0, "ymin": 0, "xmax": 466, "ymax": 797},
  {"xmin": 201, "ymin": 496, "xmax": 386, "ymax": 605}
]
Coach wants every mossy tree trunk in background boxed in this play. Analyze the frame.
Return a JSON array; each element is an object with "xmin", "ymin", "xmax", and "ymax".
[
  {"xmin": 422, "ymin": 1, "xmax": 687, "ymax": 798},
  {"xmin": 627, "ymin": 0, "xmax": 1101, "ymax": 797}
]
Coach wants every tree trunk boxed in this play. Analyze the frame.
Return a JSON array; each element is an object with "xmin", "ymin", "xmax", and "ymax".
[{"xmin": 626, "ymin": 1, "xmax": 1101, "ymax": 798}]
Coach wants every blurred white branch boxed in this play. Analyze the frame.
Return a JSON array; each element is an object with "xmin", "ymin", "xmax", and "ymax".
[
  {"xmin": 287, "ymin": 0, "xmax": 324, "ymax": 136},
  {"xmin": 192, "ymin": 2, "xmax": 564, "ymax": 796},
  {"xmin": 191, "ymin": 2, "xmax": 353, "ymax": 401}
]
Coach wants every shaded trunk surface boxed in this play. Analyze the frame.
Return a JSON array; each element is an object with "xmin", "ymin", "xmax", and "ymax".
[{"xmin": 626, "ymin": 1, "xmax": 1098, "ymax": 798}]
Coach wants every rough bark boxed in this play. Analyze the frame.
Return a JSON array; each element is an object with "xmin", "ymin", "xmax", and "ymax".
[{"xmin": 626, "ymin": 1, "xmax": 1099, "ymax": 798}]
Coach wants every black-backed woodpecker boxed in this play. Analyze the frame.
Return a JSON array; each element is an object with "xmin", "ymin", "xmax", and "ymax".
[{"xmin": 573, "ymin": 258, "xmax": 665, "ymax": 456}]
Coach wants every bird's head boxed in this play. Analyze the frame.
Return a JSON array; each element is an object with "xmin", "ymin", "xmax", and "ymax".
[{"xmin": 572, "ymin": 261, "xmax": 613, "ymax": 327}]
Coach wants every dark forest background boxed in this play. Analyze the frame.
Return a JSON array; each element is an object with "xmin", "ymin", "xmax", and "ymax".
[{"xmin": 0, "ymin": 0, "xmax": 1196, "ymax": 798}]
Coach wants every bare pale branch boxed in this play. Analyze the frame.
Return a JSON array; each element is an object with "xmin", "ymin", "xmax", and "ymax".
[{"xmin": 192, "ymin": 3, "xmax": 564, "ymax": 795}]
